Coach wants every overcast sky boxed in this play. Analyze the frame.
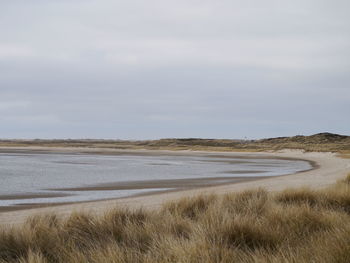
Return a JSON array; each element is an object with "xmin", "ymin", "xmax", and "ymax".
[{"xmin": 0, "ymin": 0, "xmax": 349, "ymax": 139}]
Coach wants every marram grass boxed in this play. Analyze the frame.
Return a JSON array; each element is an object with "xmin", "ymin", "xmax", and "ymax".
[{"xmin": 1, "ymin": 174, "xmax": 350, "ymax": 263}]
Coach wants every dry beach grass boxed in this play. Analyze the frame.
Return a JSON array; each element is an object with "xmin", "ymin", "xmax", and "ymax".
[{"xmin": 1, "ymin": 174, "xmax": 350, "ymax": 263}]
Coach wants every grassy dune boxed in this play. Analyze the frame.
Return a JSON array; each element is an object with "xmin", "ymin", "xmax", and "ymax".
[
  {"xmin": 1, "ymin": 174, "xmax": 349, "ymax": 263},
  {"xmin": 1, "ymin": 132, "xmax": 349, "ymax": 153}
]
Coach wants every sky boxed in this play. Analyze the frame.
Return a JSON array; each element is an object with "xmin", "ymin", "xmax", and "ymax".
[{"xmin": 0, "ymin": 0, "xmax": 349, "ymax": 139}]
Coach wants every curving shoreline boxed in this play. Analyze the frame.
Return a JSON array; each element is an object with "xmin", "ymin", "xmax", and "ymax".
[{"xmin": 0, "ymin": 147, "xmax": 349, "ymax": 226}]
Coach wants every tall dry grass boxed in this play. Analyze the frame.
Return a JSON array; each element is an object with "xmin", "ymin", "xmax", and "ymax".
[{"xmin": 1, "ymin": 174, "xmax": 350, "ymax": 263}]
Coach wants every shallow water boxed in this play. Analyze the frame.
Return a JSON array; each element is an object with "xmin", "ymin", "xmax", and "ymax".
[{"xmin": 0, "ymin": 152, "xmax": 312, "ymax": 207}]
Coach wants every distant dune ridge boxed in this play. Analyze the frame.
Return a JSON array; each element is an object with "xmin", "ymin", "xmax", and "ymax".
[
  {"xmin": 259, "ymin": 132, "xmax": 350, "ymax": 144},
  {"xmin": 0, "ymin": 132, "xmax": 349, "ymax": 152}
]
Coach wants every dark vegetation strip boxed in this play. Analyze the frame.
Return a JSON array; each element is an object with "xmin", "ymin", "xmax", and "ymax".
[{"xmin": 0, "ymin": 132, "xmax": 349, "ymax": 152}]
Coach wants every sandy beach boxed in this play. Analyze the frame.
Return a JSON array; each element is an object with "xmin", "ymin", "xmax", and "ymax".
[{"xmin": 0, "ymin": 147, "xmax": 349, "ymax": 226}]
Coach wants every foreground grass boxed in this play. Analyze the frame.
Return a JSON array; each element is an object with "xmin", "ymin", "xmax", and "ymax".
[{"xmin": 1, "ymin": 175, "xmax": 350, "ymax": 263}]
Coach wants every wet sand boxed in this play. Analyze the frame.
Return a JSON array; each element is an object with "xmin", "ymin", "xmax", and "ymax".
[
  {"xmin": 0, "ymin": 177, "xmax": 268, "ymax": 213},
  {"xmin": 49, "ymin": 176, "xmax": 268, "ymax": 191},
  {"xmin": 0, "ymin": 193, "xmax": 69, "ymax": 200},
  {"xmin": 0, "ymin": 148, "xmax": 348, "ymax": 226}
]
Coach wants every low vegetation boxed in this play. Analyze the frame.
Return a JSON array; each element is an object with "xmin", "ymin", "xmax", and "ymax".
[
  {"xmin": 1, "ymin": 174, "xmax": 350, "ymax": 263},
  {"xmin": 1, "ymin": 133, "xmax": 349, "ymax": 153}
]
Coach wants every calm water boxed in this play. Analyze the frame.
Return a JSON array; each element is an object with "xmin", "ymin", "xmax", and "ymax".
[{"xmin": 0, "ymin": 152, "xmax": 312, "ymax": 207}]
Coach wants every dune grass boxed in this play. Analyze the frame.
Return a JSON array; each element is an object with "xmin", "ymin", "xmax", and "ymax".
[
  {"xmin": 1, "ymin": 175, "xmax": 350, "ymax": 263},
  {"xmin": 1, "ymin": 133, "xmax": 349, "ymax": 153}
]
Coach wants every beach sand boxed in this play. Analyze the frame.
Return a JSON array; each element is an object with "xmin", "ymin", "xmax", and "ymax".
[{"xmin": 0, "ymin": 148, "xmax": 349, "ymax": 226}]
